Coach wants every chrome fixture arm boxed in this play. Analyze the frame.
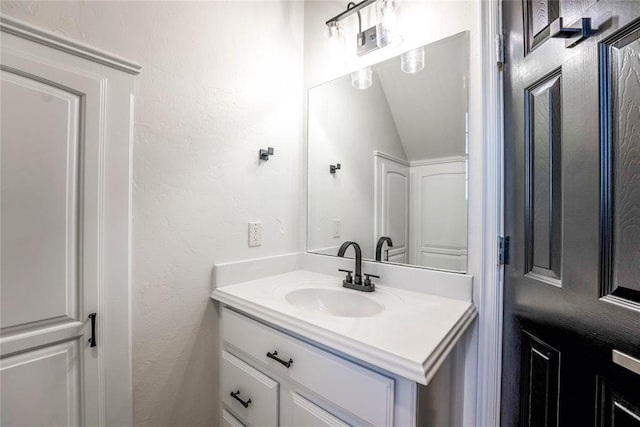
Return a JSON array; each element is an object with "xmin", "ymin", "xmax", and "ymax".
[{"xmin": 325, "ymin": 0, "xmax": 376, "ymax": 26}]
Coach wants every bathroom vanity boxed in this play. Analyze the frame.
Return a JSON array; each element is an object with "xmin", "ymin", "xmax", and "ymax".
[{"xmin": 212, "ymin": 269, "xmax": 476, "ymax": 426}]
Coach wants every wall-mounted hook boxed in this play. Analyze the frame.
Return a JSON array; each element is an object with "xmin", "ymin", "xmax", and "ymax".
[
  {"xmin": 259, "ymin": 147, "xmax": 274, "ymax": 160},
  {"xmin": 330, "ymin": 163, "xmax": 341, "ymax": 174}
]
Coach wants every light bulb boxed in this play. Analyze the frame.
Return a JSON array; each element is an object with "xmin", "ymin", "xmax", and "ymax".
[
  {"xmin": 326, "ymin": 21, "xmax": 345, "ymax": 61},
  {"xmin": 401, "ymin": 47, "xmax": 425, "ymax": 73},
  {"xmin": 351, "ymin": 67, "xmax": 373, "ymax": 90}
]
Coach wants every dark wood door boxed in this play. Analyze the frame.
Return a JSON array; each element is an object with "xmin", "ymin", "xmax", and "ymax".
[{"xmin": 502, "ymin": 1, "xmax": 640, "ymax": 426}]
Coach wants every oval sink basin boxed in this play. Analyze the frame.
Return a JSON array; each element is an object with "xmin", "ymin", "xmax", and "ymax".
[{"xmin": 285, "ymin": 288, "xmax": 384, "ymax": 317}]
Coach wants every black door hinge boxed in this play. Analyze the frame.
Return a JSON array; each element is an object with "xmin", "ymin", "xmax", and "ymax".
[
  {"xmin": 496, "ymin": 34, "xmax": 505, "ymax": 67},
  {"xmin": 498, "ymin": 236, "xmax": 510, "ymax": 265}
]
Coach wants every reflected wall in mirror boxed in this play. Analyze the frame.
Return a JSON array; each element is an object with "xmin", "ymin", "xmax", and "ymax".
[{"xmin": 307, "ymin": 31, "xmax": 469, "ymax": 272}]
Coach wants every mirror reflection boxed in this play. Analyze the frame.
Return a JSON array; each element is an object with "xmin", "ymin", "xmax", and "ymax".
[{"xmin": 307, "ymin": 32, "xmax": 469, "ymax": 272}]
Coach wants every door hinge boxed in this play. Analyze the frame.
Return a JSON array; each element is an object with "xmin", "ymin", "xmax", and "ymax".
[
  {"xmin": 496, "ymin": 34, "xmax": 505, "ymax": 66},
  {"xmin": 498, "ymin": 236, "xmax": 510, "ymax": 265}
]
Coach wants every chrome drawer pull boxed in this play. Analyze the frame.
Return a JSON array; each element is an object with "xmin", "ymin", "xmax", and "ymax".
[
  {"xmin": 266, "ymin": 350, "xmax": 293, "ymax": 368},
  {"xmin": 230, "ymin": 390, "xmax": 251, "ymax": 408}
]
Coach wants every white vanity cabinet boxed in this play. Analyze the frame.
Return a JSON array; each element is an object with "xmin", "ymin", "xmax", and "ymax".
[{"xmin": 219, "ymin": 307, "xmax": 419, "ymax": 427}]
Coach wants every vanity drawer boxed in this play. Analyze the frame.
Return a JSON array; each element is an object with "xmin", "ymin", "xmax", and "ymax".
[
  {"xmin": 222, "ymin": 409, "xmax": 245, "ymax": 427},
  {"xmin": 220, "ymin": 350, "xmax": 278, "ymax": 426},
  {"xmin": 222, "ymin": 307, "xmax": 394, "ymax": 426}
]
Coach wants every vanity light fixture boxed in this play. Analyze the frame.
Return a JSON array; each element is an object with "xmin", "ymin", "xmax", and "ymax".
[
  {"xmin": 351, "ymin": 67, "xmax": 373, "ymax": 89},
  {"xmin": 400, "ymin": 46, "xmax": 425, "ymax": 73},
  {"xmin": 326, "ymin": 0, "xmax": 401, "ymax": 57}
]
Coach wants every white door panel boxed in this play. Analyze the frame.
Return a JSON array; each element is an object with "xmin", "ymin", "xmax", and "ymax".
[
  {"xmin": 374, "ymin": 153, "xmax": 409, "ymax": 262},
  {"xmin": 1, "ymin": 71, "xmax": 81, "ymax": 329},
  {"xmin": 1, "ymin": 340, "xmax": 82, "ymax": 427},
  {"xmin": 409, "ymin": 160, "xmax": 467, "ymax": 271},
  {"xmin": 1, "ymin": 38, "xmax": 106, "ymax": 426}
]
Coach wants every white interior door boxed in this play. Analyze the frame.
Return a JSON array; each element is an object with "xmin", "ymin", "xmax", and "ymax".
[
  {"xmin": 1, "ymin": 20, "xmax": 138, "ymax": 426},
  {"xmin": 409, "ymin": 159, "xmax": 467, "ymax": 271},
  {"xmin": 374, "ymin": 152, "xmax": 409, "ymax": 263},
  {"xmin": 1, "ymin": 55, "xmax": 103, "ymax": 427}
]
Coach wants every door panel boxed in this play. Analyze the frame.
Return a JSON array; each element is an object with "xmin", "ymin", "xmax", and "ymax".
[
  {"xmin": 374, "ymin": 153, "xmax": 409, "ymax": 263},
  {"xmin": 1, "ymin": 47, "xmax": 104, "ymax": 425},
  {"xmin": 524, "ymin": 0, "xmax": 560, "ymax": 53},
  {"xmin": 519, "ymin": 332, "xmax": 560, "ymax": 427},
  {"xmin": 597, "ymin": 376, "xmax": 640, "ymax": 427},
  {"xmin": 503, "ymin": 1, "xmax": 640, "ymax": 426},
  {"xmin": 601, "ymin": 21, "xmax": 640, "ymax": 307},
  {"xmin": 1, "ymin": 340, "xmax": 81, "ymax": 427},
  {"xmin": 410, "ymin": 160, "xmax": 467, "ymax": 271},
  {"xmin": 525, "ymin": 71, "xmax": 562, "ymax": 285},
  {"xmin": 1, "ymin": 71, "xmax": 81, "ymax": 330}
]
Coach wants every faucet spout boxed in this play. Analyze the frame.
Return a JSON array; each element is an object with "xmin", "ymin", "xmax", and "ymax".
[
  {"xmin": 337, "ymin": 241, "xmax": 362, "ymax": 284},
  {"xmin": 375, "ymin": 236, "xmax": 394, "ymax": 262}
]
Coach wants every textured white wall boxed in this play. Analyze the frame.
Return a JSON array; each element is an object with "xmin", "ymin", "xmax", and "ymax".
[
  {"xmin": 308, "ymin": 72, "xmax": 406, "ymax": 258},
  {"xmin": 0, "ymin": 2, "xmax": 304, "ymax": 426}
]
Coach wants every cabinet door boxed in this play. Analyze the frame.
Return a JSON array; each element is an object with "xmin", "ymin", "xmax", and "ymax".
[
  {"xmin": 220, "ymin": 351, "xmax": 278, "ymax": 426},
  {"xmin": 289, "ymin": 393, "xmax": 350, "ymax": 427},
  {"xmin": 222, "ymin": 308, "xmax": 395, "ymax": 426}
]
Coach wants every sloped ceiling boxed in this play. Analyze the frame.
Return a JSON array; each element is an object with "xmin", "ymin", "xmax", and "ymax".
[{"xmin": 376, "ymin": 32, "xmax": 468, "ymax": 161}]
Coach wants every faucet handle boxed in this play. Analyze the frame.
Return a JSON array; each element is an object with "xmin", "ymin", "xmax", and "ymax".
[
  {"xmin": 338, "ymin": 269, "xmax": 353, "ymax": 283},
  {"xmin": 363, "ymin": 273, "xmax": 379, "ymax": 288}
]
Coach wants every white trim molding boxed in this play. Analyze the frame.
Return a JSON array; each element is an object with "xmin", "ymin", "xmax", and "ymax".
[
  {"xmin": 0, "ymin": 16, "xmax": 142, "ymax": 75},
  {"xmin": 409, "ymin": 155, "xmax": 468, "ymax": 168},
  {"xmin": 476, "ymin": 0, "xmax": 505, "ymax": 426},
  {"xmin": 372, "ymin": 150, "xmax": 410, "ymax": 167}
]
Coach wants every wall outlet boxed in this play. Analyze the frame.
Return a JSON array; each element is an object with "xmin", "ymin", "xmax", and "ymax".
[
  {"xmin": 248, "ymin": 221, "xmax": 262, "ymax": 247},
  {"xmin": 332, "ymin": 219, "xmax": 341, "ymax": 238}
]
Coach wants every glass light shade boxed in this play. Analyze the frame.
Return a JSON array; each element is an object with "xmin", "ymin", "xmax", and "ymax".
[
  {"xmin": 351, "ymin": 67, "xmax": 373, "ymax": 89},
  {"xmin": 401, "ymin": 47, "xmax": 425, "ymax": 73},
  {"xmin": 326, "ymin": 22, "xmax": 345, "ymax": 60},
  {"xmin": 376, "ymin": 0, "xmax": 401, "ymax": 46}
]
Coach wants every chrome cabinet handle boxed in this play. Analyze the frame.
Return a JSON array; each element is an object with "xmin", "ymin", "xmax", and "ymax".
[
  {"xmin": 230, "ymin": 390, "xmax": 251, "ymax": 408},
  {"xmin": 266, "ymin": 350, "xmax": 293, "ymax": 368}
]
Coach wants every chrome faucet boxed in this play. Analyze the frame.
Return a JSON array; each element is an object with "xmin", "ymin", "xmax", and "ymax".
[
  {"xmin": 375, "ymin": 236, "xmax": 393, "ymax": 262},
  {"xmin": 337, "ymin": 241, "xmax": 378, "ymax": 292}
]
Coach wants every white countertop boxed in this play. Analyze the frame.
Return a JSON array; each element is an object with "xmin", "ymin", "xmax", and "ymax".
[{"xmin": 211, "ymin": 270, "xmax": 477, "ymax": 385}]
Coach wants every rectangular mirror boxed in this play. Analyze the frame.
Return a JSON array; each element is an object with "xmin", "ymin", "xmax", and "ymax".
[{"xmin": 307, "ymin": 31, "xmax": 469, "ymax": 273}]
